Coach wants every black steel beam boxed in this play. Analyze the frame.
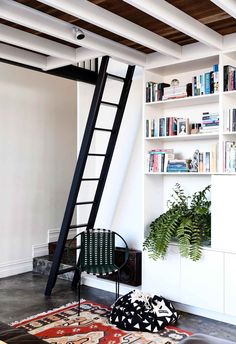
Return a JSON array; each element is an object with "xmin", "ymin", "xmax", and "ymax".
[{"xmin": 0, "ymin": 58, "xmax": 98, "ymax": 85}]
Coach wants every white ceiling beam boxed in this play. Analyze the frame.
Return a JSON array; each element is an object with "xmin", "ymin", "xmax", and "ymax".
[
  {"xmin": 45, "ymin": 56, "xmax": 72, "ymax": 70},
  {"xmin": 211, "ymin": 0, "xmax": 236, "ymax": 19},
  {"xmin": 124, "ymin": 0, "xmax": 223, "ymax": 50},
  {"xmin": 76, "ymin": 48, "xmax": 103, "ymax": 62},
  {"xmin": 0, "ymin": 43, "xmax": 47, "ymax": 69},
  {"xmin": 1, "ymin": 0, "xmax": 146, "ymax": 66},
  {"xmin": 0, "ymin": 23, "xmax": 76, "ymax": 62},
  {"xmin": 37, "ymin": 0, "xmax": 182, "ymax": 59},
  {"xmin": 0, "ymin": 24, "xmax": 103, "ymax": 70}
]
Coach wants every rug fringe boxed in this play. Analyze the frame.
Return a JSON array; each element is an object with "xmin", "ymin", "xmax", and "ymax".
[{"xmin": 10, "ymin": 299, "xmax": 85, "ymax": 326}]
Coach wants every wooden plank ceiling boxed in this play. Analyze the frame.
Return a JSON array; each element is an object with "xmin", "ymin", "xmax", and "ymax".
[{"xmin": 0, "ymin": 0, "xmax": 236, "ymax": 54}]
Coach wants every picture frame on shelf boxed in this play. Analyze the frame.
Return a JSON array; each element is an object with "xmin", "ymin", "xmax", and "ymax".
[{"xmin": 177, "ymin": 118, "xmax": 189, "ymax": 135}]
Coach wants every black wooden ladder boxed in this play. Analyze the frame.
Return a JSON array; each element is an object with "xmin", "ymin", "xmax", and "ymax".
[{"xmin": 45, "ymin": 56, "xmax": 135, "ymax": 296}]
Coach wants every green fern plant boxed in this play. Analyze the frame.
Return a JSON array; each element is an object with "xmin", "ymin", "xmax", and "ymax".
[{"xmin": 143, "ymin": 183, "xmax": 211, "ymax": 261}]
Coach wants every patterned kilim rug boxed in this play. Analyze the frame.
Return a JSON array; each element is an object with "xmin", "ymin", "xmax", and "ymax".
[{"xmin": 12, "ymin": 300, "xmax": 192, "ymax": 343}]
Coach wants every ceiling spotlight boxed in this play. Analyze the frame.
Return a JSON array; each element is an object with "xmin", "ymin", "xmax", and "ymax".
[{"xmin": 73, "ymin": 27, "xmax": 85, "ymax": 40}]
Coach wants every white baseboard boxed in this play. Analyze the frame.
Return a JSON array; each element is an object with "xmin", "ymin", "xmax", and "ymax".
[
  {"xmin": 174, "ymin": 301, "xmax": 236, "ymax": 326},
  {"xmin": 32, "ymin": 243, "xmax": 48, "ymax": 258},
  {"xmin": 48, "ymin": 228, "xmax": 77, "ymax": 243},
  {"xmin": 82, "ymin": 273, "xmax": 141, "ymax": 296},
  {"xmin": 0, "ymin": 258, "xmax": 32, "ymax": 278}
]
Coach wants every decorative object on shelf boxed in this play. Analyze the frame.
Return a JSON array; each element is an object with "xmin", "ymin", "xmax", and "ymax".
[
  {"xmin": 177, "ymin": 118, "xmax": 189, "ymax": 135},
  {"xmin": 171, "ymin": 79, "xmax": 180, "ymax": 86},
  {"xmin": 191, "ymin": 123, "xmax": 201, "ymax": 134},
  {"xmin": 143, "ymin": 183, "xmax": 211, "ymax": 261},
  {"xmin": 190, "ymin": 149, "xmax": 199, "ymax": 172}
]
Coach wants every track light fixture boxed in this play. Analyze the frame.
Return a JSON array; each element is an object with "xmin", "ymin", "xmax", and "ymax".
[{"xmin": 73, "ymin": 27, "xmax": 85, "ymax": 40}]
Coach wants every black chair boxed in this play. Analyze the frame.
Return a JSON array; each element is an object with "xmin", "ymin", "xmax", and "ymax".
[{"xmin": 67, "ymin": 228, "xmax": 129, "ymax": 314}]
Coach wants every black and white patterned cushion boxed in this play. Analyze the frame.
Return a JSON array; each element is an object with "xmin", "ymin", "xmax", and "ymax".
[{"xmin": 109, "ymin": 290, "xmax": 179, "ymax": 333}]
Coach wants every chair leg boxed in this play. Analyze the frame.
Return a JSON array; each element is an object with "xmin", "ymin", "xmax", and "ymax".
[
  {"xmin": 117, "ymin": 270, "xmax": 120, "ymax": 299},
  {"xmin": 115, "ymin": 270, "xmax": 120, "ymax": 300},
  {"xmin": 77, "ymin": 269, "xmax": 81, "ymax": 316}
]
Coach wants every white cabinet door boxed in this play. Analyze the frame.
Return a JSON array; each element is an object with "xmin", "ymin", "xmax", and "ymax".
[
  {"xmin": 211, "ymin": 175, "xmax": 236, "ymax": 252},
  {"xmin": 225, "ymin": 253, "xmax": 236, "ymax": 316},
  {"xmin": 180, "ymin": 250, "xmax": 224, "ymax": 313},
  {"xmin": 142, "ymin": 245, "xmax": 181, "ymax": 302}
]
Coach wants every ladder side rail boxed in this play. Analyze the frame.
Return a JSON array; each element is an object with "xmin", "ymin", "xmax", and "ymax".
[{"xmin": 45, "ymin": 56, "xmax": 110, "ymax": 296}]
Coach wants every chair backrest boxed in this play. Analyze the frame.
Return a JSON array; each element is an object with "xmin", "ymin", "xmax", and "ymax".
[
  {"xmin": 68, "ymin": 228, "xmax": 129, "ymax": 274},
  {"xmin": 80, "ymin": 229, "xmax": 115, "ymax": 269}
]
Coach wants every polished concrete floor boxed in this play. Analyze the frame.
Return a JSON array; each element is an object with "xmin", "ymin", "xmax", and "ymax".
[{"xmin": 0, "ymin": 272, "xmax": 236, "ymax": 342}]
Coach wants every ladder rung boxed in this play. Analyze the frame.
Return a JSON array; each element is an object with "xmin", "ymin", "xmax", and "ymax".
[
  {"xmin": 101, "ymin": 101, "xmax": 119, "ymax": 107},
  {"xmin": 88, "ymin": 153, "xmax": 106, "ymax": 157},
  {"xmin": 107, "ymin": 73, "xmax": 125, "ymax": 82},
  {"xmin": 76, "ymin": 201, "xmax": 94, "ymax": 205},
  {"xmin": 69, "ymin": 223, "xmax": 88, "ymax": 229},
  {"xmin": 82, "ymin": 178, "xmax": 100, "ymax": 181},
  {"xmin": 94, "ymin": 127, "xmax": 113, "ymax": 132},
  {"xmin": 58, "ymin": 267, "xmax": 76, "ymax": 275}
]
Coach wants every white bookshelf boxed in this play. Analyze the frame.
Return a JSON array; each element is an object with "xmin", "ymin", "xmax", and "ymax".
[{"xmin": 143, "ymin": 52, "xmax": 236, "ymax": 321}]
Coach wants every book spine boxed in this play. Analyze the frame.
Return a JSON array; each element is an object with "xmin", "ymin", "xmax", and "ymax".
[
  {"xmin": 205, "ymin": 72, "xmax": 211, "ymax": 94},
  {"xmin": 146, "ymin": 119, "xmax": 149, "ymax": 137},
  {"xmin": 210, "ymin": 71, "xmax": 214, "ymax": 93},
  {"xmin": 199, "ymin": 153, "xmax": 204, "ymax": 172},
  {"xmin": 224, "ymin": 66, "xmax": 229, "ymax": 92},
  {"xmin": 205, "ymin": 152, "xmax": 210, "ymax": 172}
]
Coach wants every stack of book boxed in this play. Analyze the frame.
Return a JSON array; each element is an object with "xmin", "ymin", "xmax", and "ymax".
[
  {"xmin": 167, "ymin": 160, "xmax": 189, "ymax": 172},
  {"xmin": 224, "ymin": 65, "xmax": 236, "ymax": 92},
  {"xmin": 223, "ymin": 141, "xmax": 236, "ymax": 172},
  {"xmin": 163, "ymin": 85, "xmax": 187, "ymax": 100},
  {"xmin": 146, "ymin": 82, "xmax": 170, "ymax": 102},
  {"xmin": 192, "ymin": 64, "xmax": 219, "ymax": 96},
  {"xmin": 199, "ymin": 112, "xmax": 219, "ymax": 134},
  {"xmin": 223, "ymin": 108, "xmax": 236, "ymax": 132},
  {"xmin": 147, "ymin": 149, "xmax": 174, "ymax": 172}
]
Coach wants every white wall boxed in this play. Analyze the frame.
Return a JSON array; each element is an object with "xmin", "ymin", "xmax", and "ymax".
[{"xmin": 0, "ymin": 63, "xmax": 77, "ymax": 277}]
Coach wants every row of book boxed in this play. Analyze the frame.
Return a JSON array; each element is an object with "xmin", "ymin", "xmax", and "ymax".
[
  {"xmin": 146, "ymin": 113, "xmax": 219, "ymax": 138},
  {"xmin": 223, "ymin": 141, "xmax": 236, "ymax": 172},
  {"xmin": 146, "ymin": 118, "xmax": 178, "ymax": 137},
  {"xmin": 147, "ymin": 145, "xmax": 218, "ymax": 173},
  {"xmin": 192, "ymin": 64, "xmax": 219, "ymax": 96},
  {"xmin": 224, "ymin": 65, "xmax": 236, "ymax": 92},
  {"xmin": 146, "ymin": 82, "xmax": 170, "ymax": 102},
  {"xmin": 223, "ymin": 108, "xmax": 236, "ymax": 132}
]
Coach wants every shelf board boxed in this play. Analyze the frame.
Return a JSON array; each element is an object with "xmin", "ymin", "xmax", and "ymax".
[
  {"xmin": 145, "ymin": 133, "xmax": 218, "ymax": 141},
  {"xmin": 145, "ymin": 172, "xmax": 236, "ymax": 176},
  {"xmin": 145, "ymin": 93, "xmax": 219, "ymax": 107},
  {"xmin": 222, "ymin": 131, "xmax": 236, "ymax": 135},
  {"xmin": 223, "ymin": 90, "xmax": 236, "ymax": 96},
  {"xmin": 145, "ymin": 172, "xmax": 212, "ymax": 175}
]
